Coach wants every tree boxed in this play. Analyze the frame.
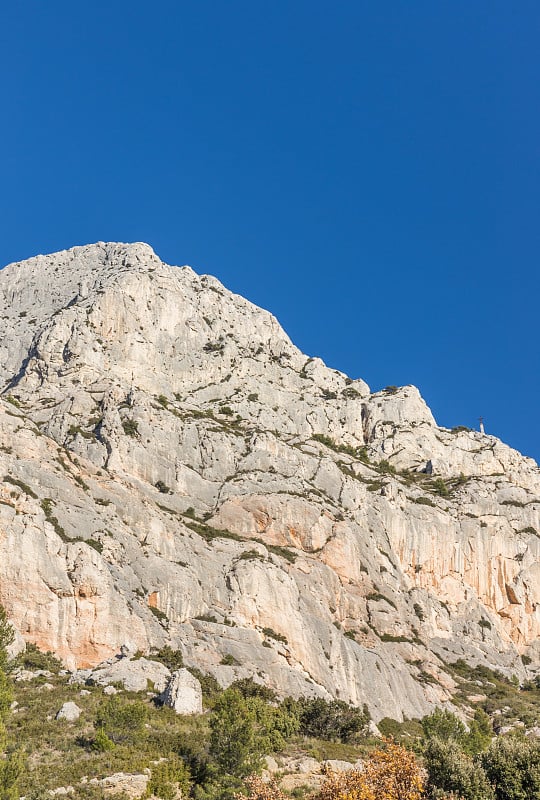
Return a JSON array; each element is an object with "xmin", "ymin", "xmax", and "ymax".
[
  {"xmin": 146, "ymin": 755, "xmax": 191, "ymax": 800},
  {"xmin": 209, "ymin": 689, "xmax": 264, "ymax": 778},
  {"xmin": 422, "ymin": 709, "xmax": 467, "ymax": 744},
  {"xmin": 422, "ymin": 708, "xmax": 493, "ymax": 758},
  {"xmin": 481, "ymin": 734, "xmax": 540, "ymax": 800},
  {"xmin": 0, "ymin": 607, "xmax": 21, "ymax": 800},
  {"xmin": 465, "ymin": 710, "xmax": 493, "ymax": 757},
  {"xmin": 424, "ymin": 737, "xmax": 494, "ymax": 800},
  {"xmin": 209, "ymin": 687, "xmax": 298, "ymax": 782},
  {"xmin": 0, "ymin": 609, "xmax": 14, "ymax": 673},
  {"xmin": 0, "ymin": 750, "xmax": 24, "ymax": 800}
]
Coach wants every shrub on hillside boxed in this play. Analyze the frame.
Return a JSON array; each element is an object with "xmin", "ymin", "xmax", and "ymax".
[
  {"xmin": 481, "ymin": 734, "xmax": 540, "ymax": 800},
  {"xmin": 424, "ymin": 737, "xmax": 494, "ymax": 800},
  {"xmin": 286, "ymin": 697, "xmax": 370, "ymax": 743},
  {"xmin": 94, "ymin": 696, "xmax": 148, "ymax": 746}
]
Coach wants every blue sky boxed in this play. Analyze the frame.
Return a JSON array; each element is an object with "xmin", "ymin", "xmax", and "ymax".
[{"xmin": 1, "ymin": 2, "xmax": 539, "ymax": 461}]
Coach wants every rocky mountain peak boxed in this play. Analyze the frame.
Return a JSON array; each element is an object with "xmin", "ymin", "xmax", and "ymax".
[{"xmin": 0, "ymin": 243, "xmax": 538, "ymax": 722}]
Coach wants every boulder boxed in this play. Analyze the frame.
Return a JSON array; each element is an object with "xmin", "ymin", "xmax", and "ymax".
[
  {"xmin": 323, "ymin": 760, "xmax": 356, "ymax": 773},
  {"xmin": 55, "ymin": 702, "xmax": 81, "ymax": 722},
  {"xmin": 88, "ymin": 771, "xmax": 149, "ymax": 798},
  {"xmin": 160, "ymin": 669, "xmax": 202, "ymax": 715}
]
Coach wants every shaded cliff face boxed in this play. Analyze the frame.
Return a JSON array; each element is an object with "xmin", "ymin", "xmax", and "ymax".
[{"xmin": 0, "ymin": 242, "xmax": 538, "ymax": 722}]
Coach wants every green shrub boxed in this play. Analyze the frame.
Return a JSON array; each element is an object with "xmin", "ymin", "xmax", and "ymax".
[
  {"xmin": 91, "ymin": 726, "xmax": 115, "ymax": 752},
  {"xmin": 203, "ymin": 341, "xmax": 224, "ymax": 354},
  {"xmin": 122, "ymin": 418, "xmax": 139, "ymax": 436},
  {"xmin": 151, "ymin": 646, "xmax": 184, "ymax": 670},
  {"xmin": 311, "ymin": 434, "xmax": 367, "ymax": 460},
  {"xmin": 40, "ymin": 498, "xmax": 68, "ymax": 541},
  {"xmin": 414, "ymin": 496, "xmax": 435, "ymax": 506},
  {"xmin": 0, "ymin": 747, "xmax": 24, "ymax": 800},
  {"xmin": 432, "ymin": 478, "xmax": 449, "ymax": 497},
  {"xmin": 149, "ymin": 606, "xmax": 168, "ymax": 624},
  {"xmin": 262, "ymin": 627, "xmax": 288, "ymax": 644},
  {"xmin": 146, "ymin": 755, "xmax": 191, "ymax": 799},
  {"xmin": 0, "ymin": 608, "xmax": 14, "ymax": 672},
  {"xmin": 229, "ymin": 679, "xmax": 277, "ymax": 703},
  {"xmin": 11, "ymin": 643, "xmax": 62, "ymax": 673},
  {"xmin": 3, "ymin": 475, "xmax": 38, "ymax": 499},
  {"xmin": 424, "ymin": 737, "xmax": 494, "ymax": 800},
  {"xmin": 287, "ymin": 697, "xmax": 370, "ymax": 743},
  {"xmin": 481, "ymin": 734, "xmax": 540, "ymax": 800},
  {"xmin": 238, "ymin": 550, "xmax": 266, "ymax": 562},
  {"xmin": 380, "ymin": 633, "xmax": 411, "ymax": 643},
  {"xmin": 209, "ymin": 688, "xmax": 299, "ymax": 778},
  {"xmin": 94, "ymin": 696, "xmax": 148, "ymax": 746},
  {"xmin": 4, "ymin": 395, "xmax": 21, "ymax": 408},
  {"xmin": 220, "ymin": 654, "xmax": 240, "ymax": 666},
  {"xmin": 366, "ymin": 592, "xmax": 397, "ymax": 609},
  {"xmin": 186, "ymin": 668, "xmax": 222, "ymax": 705},
  {"xmin": 422, "ymin": 708, "xmax": 467, "ymax": 743}
]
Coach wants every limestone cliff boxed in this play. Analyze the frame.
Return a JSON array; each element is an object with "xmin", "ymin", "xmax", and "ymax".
[{"xmin": 0, "ymin": 242, "xmax": 538, "ymax": 721}]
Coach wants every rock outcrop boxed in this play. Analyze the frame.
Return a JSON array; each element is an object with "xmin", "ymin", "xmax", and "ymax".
[
  {"xmin": 72, "ymin": 653, "xmax": 171, "ymax": 693},
  {"xmin": 160, "ymin": 668, "xmax": 203, "ymax": 715},
  {"xmin": 0, "ymin": 242, "xmax": 538, "ymax": 721}
]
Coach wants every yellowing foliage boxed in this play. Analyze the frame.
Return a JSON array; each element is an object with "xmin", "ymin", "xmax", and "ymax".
[
  {"xmin": 241, "ymin": 741, "xmax": 425, "ymax": 800},
  {"xmin": 316, "ymin": 741, "xmax": 424, "ymax": 800},
  {"xmin": 240, "ymin": 775, "xmax": 288, "ymax": 800}
]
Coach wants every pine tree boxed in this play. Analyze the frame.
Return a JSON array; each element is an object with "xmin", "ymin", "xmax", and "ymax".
[{"xmin": 0, "ymin": 606, "xmax": 21, "ymax": 800}]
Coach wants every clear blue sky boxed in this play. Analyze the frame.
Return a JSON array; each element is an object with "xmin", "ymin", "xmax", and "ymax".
[{"xmin": 1, "ymin": 2, "xmax": 539, "ymax": 461}]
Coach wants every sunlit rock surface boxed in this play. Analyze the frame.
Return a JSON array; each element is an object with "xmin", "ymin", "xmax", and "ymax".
[{"xmin": 0, "ymin": 242, "xmax": 538, "ymax": 721}]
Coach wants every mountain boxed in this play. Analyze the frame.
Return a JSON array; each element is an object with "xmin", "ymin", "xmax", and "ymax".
[{"xmin": 0, "ymin": 242, "xmax": 538, "ymax": 722}]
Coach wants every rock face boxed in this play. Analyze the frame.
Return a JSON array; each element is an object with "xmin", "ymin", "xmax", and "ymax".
[
  {"xmin": 0, "ymin": 241, "xmax": 538, "ymax": 721},
  {"xmin": 160, "ymin": 668, "xmax": 203, "ymax": 714}
]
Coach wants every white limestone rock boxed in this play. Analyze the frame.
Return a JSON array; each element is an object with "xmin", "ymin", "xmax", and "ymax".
[
  {"xmin": 160, "ymin": 668, "xmax": 203, "ymax": 715},
  {"xmin": 0, "ymin": 242, "xmax": 538, "ymax": 722},
  {"xmin": 89, "ymin": 771, "xmax": 149, "ymax": 798},
  {"xmin": 55, "ymin": 702, "xmax": 81, "ymax": 722},
  {"xmin": 88, "ymin": 655, "xmax": 170, "ymax": 693}
]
